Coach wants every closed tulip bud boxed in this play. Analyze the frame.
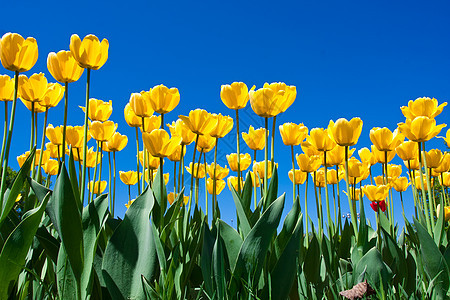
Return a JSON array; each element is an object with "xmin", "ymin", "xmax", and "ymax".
[
  {"xmin": 124, "ymin": 103, "xmax": 142, "ymax": 127},
  {"xmin": 397, "ymin": 117, "xmax": 446, "ymax": 143},
  {"xmin": 42, "ymin": 159, "xmax": 59, "ymax": 176},
  {"xmin": 70, "ymin": 34, "xmax": 108, "ymax": 70},
  {"xmin": 370, "ymin": 200, "xmax": 386, "ymax": 212},
  {"xmin": 84, "ymin": 147, "xmax": 102, "ymax": 168},
  {"xmin": 186, "ymin": 163, "xmax": 205, "ymax": 179},
  {"xmin": 370, "ymin": 127, "xmax": 404, "ymax": 152},
  {"xmin": 228, "ymin": 176, "xmax": 244, "ymax": 191},
  {"xmin": 362, "ymin": 184, "xmax": 390, "ymax": 202},
  {"xmin": 392, "ymin": 176, "xmax": 410, "ymax": 192},
  {"xmin": 88, "ymin": 180, "xmax": 107, "ymax": 194},
  {"xmin": 358, "ymin": 147, "xmax": 377, "ymax": 166},
  {"xmin": 220, "ymin": 82, "xmax": 249, "ymax": 110},
  {"xmin": 167, "ymin": 119, "xmax": 196, "ymax": 145},
  {"xmin": 253, "ymin": 161, "xmax": 277, "ymax": 179},
  {"xmin": 139, "ymin": 151, "xmax": 162, "ymax": 170},
  {"xmin": 0, "ymin": 32, "xmax": 38, "ymax": 72},
  {"xmin": 324, "ymin": 146, "xmax": 354, "ymax": 167},
  {"xmin": 179, "ymin": 109, "xmax": 217, "ymax": 136},
  {"xmin": 414, "ymin": 174, "xmax": 432, "ymax": 190},
  {"xmin": 279, "ymin": 122, "xmax": 308, "ymax": 146},
  {"xmin": 326, "ymin": 169, "xmax": 343, "ymax": 185},
  {"xmin": 35, "ymin": 149, "xmax": 50, "ymax": 167},
  {"xmin": 0, "ymin": 75, "xmax": 15, "ymax": 101},
  {"xmin": 207, "ymin": 163, "xmax": 229, "ymax": 180},
  {"xmin": 47, "ymin": 50, "xmax": 84, "ymax": 83},
  {"xmin": 424, "ymin": 149, "xmax": 443, "ymax": 169},
  {"xmin": 143, "ymin": 129, "xmax": 181, "ymax": 158},
  {"xmin": 66, "ymin": 126, "xmax": 90, "ymax": 148},
  {"xmin": 46, "ymin": 124, "xmax": 63, "ymax": 145},
  {"xmin": 197, "ymin": 134, "xmax": 215, "ymax": 153},
  {"xmin": 387, "ymin": 164, "xmax": 402, "ymax": 179},
  {"xmin": 327, "ymin": 117, "xmax": 363, "ymax": 147},
  {"xmin": 296, "ymin": 154, "xmax": 322, "ymax": 173},
  {"xmin": 89, "ymin": 121, "xmax": 117, "ymax": 142},
  {"xmin": 311, "ymin": 168, "xmax": 326, "ymax": 188},
  {"xmin": 434, "ymin": 153, "xmax": 450, "ymax": 174},
  {"xmin": 21, "ymin": 99, "xmax": 46, "ymax": 113},
  {"xmin": 300, "ymin": 141, "xmax": 322, "ymax": 157},
  {"xmin": 307, "ymin": 128, "xmax": 336, "ymax": 152},
  {"xmin": 80, "ymin": 98, "xmax": 113, "ymax": 122},
  {"xmin": 404, "ymin": 158, "xmax": 420, "ymax": 171},
  {"xmin": 242, "ymin": 126, "xmax": 267, "ymax": 151},
  {"xmin": 374, "ymin": 175, "xmax": 393, "ymax": 186},
  {"xmin": 209, "ymin": 113, "xmax": 233, "ymax": 138},
  {"xmin": 168, "ymin": 145, "xmax": 185, "ymax": 162},
  {"xmin": 47, "ymin": 142, "xmax": 68, "ymax": 159},
  {"xmin": 249, "ymin": 171, "xmax": 261, "ymax": 187},
  {"xmin": 19, "ymin": 73, "xmax": 48, "ymax": 102},
  {"xmin": 17, "ymin": 152, "xmax": 29, "ymax": 168},
  {"xmin": 436, "ymin": 204, "xmax": 450, "ymax": 221},
  {"xmin": 395, "ymin": 141, "xmax": 418, "ymax": 161},
  {"xmin": 167, "ymin": 193, "xmax": 189, "ymax": 206},
  {"xmin": 371, "ymin": 145, "xmax": 396, "ymax": 164},
  {"xmin": 347, "ymin": 157, "xmax": 368, "ymax": 179},
  {"xmin": 105, "ymin": 132, "xmax": 128, "ymax": 152},
  {"xmin": 207, "ymin": 178, "xmax": 226, "ymax": 195},
  {"xmin": 119, "ymin": 171, "xmax": 140, "ymax": 186},
  {"xmin": 442, "ymin": 172, "xmax": 450, "ymax": 187},
  {"xmin": 141, "ymin": 115, "xmax": 161, "ymax": 133},
  {"xmin": 401, "ymin": 97, "xmax": 447, "ymax": 120},
  {"xmin": 129, "ymin": 92, "xmax": 153, "ymax": 118},
  {"xmin": 226, "ymin": 153, "xmax": 251, "ymax": 172},
  {"xmin": 249, "ymin": 83, "xmax": 293, "ymax": 118},
  {"xmin": 40, "ymin": 83, "xmax": 64, "ymax": 108},
  {"xmin": 289, "ymin": 169, "xmax": 307, "ymax": 185},
  {"xmin": 144, "ymin": 84, "xmax": 180, "ymax": 114}
]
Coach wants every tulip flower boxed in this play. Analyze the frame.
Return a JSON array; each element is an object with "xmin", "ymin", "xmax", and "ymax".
[
  {"xmin": 209, "ymin": 113, "xmax": 233, "ymax": 138},
  {"xmin": 186, "ymin": 163, "xmax": 206, "ymax": 179},
  {"xmin": 0, "ymin": 75, "xmax": 14, "ymax": 102},
  {"xmin": 414, "ymin": 174, "xmax": 433, "ymax": 190},
  {"xmin": 80, "ymin": 98, "xmax": 113, "ymax": 122},
  {"xmin": 17, "ymin": 149, "xmax": 50, "ymax": 168},
  {"xmin": 82, "ymin": 147, "xmax": 101, "ymax": 168},
  {"xmin": 105, "ymin": 132, "xmax": 128, "ymax": 152},
  {"xmin": 142, "ymin": 129, "xmax": 181, "ymax": 158},
  {"xmin": 301, "ymin": 141, "xmax": 322, "ymax": 157},
  {"xmin": 249, "ymin": 83, "xmax": 296, "ymax": 118},
  {"xmin": 307, "ymin": 128, "xmax": 336, "ymax": 152},
  {"xmin": 139, "ymin": 151, "xmax": 162, "ymax": 170},
  {"xmin": 358, "ymin": 147, "xmax": 377, "ymax": 166},
  {"xmin": 279, "ymin": 122, "xmax": 308, "ymax": 146},
  {"xmin": 442, "ymin": 172, "xmax": 450, "ymax": 187},
  {"xmin": 42, "ymin": 159, "xmax": 59, "ymax": 176},
  {"xmin": 289, "ymin": 169, "xmax": 307, "ymax": 185},
  {"xmin": 395, "ymin": 141, "xmax": 418, "ymax": 161},
  {"xmin": 249, "ymin": 171, "xmax": 261, "ymax": 188},
  {"xmin": 434, "ymin": 153, "xmax": 450, "ymax": 174},
  {"xmin": 207, "ymin": 163, "xmax": 229, "ymax": 180},
  {"xmin": 206, "ymin": 178, "xmax": 226, "ymax": 195},
  {"xmin": 89, "ymin": 121, "xmax": 117, "ymax": 142},
  {"xmin": 70, "ymin": 34, "xmax": 109, "ymax": 70},
  {"xmin": 227, "ymin": 153, "xmax": 251, "ymax": 172},
  {"xmin": 167, "ymin": 119, "xmax": 196, "ymax": 145},
  {"xmin": 168, "ymin": 145, "xmax": 185, "ymax": 162},
  {"xmin": 88, "ymin": 180, "xmax": 107, "ymax": 194},
  {"xmin": 47, "ymin": 143, "xmax": 67, "ymax": 160},
  {"xmin": 46, "ymin": 124, "xmax": 63, "ymax": 145},
  {"xmin": 404, "ymin": 158, "xmax": 420, "ymax": 171},
  {"xmin": 220, "ymin": 82, "xmax": 249, "ymax": 110},
  {"xmin": 326, "ymin": 146, "xmax": 354, "ymax": 167},
  {"xmin": 179, "ymin": 109, "xmax": 216, "ymax": 136},
  {"xmin": 0, "ymin": 32, "xmax": 38, "ymax": 72},
  {"xmin": 228, "ymin": 176, "xmax": 244, "ymax": 192},
  {"xmin": 370, "ymin": 127, "xmax": 404, "ymax": 152},
  {"xmin": 119, "ymin": 170, "xmax": 139, "ymax": 186},
  {"xmin": 328, "ymin": 117, "xmax": 363, "ymax": 147},
  {"xmin": 18, "ymin": 73, "xmax": 48, "ymax": 103},
  {"xmin": 242, "ymin": 126, "xmax": 266, "ymax": 151},
  {"xmin": 39, "ymin": 83, "xmax": 64, "ymax": 108},
  {"xmin": 196, "ymin": 134, "xmax": 215, "ymax": 153},
  {"xmin": 326, "ymin": 169, "xmax": 343, "ymax": 185},
  {"xmin": 47, "ymin": 50, "xmax": 84, "ymax": 83},
  {"xmin": 370, "ymin": 200, "xmax": 386, "ymax": 213},
  {"xmin": 124, "ymin": 103, "xmax": 142, "ymax": 127},
  {"xmin": 345, "ymin": 188, "xmax": 361, "ymax": 201},
  {"xmin": 424, "ymin": 149, "xmax": 443, "ymax": 169},
  {"xmin": 362, "ymin": 184, "xmax": 390, "ymax": 202},
  {"xmin": 253, "ymin": 161, "xmax": 277, "ymax": 180},
  {"xmin": 400, "ymin": 97, "xmax": 447, "ymax": 120},
  {"xmin": 311, "ymin": 168, "xmax": 326, "ymax": 188},
  {"xmin": 167, "ymin": 193, "xmax": 189, "ymax": 206},
  {"xmin": 143, "ymin": 84, "xmax": 180, "ymax": 114},
  {"xmin": 397, "ymin": 117, "xmax": 446, "ymax": 143},
  {"xmin": 439, "ymin": 129, "xmax": 450, "ymax": 148},
  {"xmin": 392, "ymin": 176, "xmax": 409, "ymax": 192},
  {"xmin": 371, "ymin": 145, "xmax": 396, "ymax": 164},
  {"xmin": 66, "ymin": 126, "xmax": 90, "ymax": 149},
  {"xmin": 140, "ymin": 115, "xmax": 161, "ymax": 133},
  {"xmin": 296, "ymin": 154, "xmax": 322, "ymax": 173},
  {"xmin": 20, "ymin": 99, "xmax": 46, "ymax": 113},
  {"xmin": 387, "ymin": 164, "xmax": 402, "ymax": 179}
]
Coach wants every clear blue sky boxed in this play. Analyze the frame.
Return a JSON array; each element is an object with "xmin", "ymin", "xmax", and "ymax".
[{"xmin": 2, "ymin": 0, "xmax": 450, "ymax": 228}]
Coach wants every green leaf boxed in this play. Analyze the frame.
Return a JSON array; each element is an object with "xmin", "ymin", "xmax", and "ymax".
[
  {"xmin": 404, "ymin": 251, "xmax": 417, "ymax": 297},
  {"xmin": 414, "ymin": 218, "xmax": 450, "ymax": 299},
  {"xmin": 217, "ymin": 219, "xmax": 243, "ymax": 272},
  {"xmin": 51, "ymin": 165, "xmax": 84, "ymax": 284},
  {"xmin": 264, "ymin": 166, "xmax": 278, "ymax": 210},
  {"xmin": 233, "ymin": 193, "xmax": 285, "ymax": 288},
  {"xmin": 0, "ymin": 191, "xmax": 49, "ymax": 299},
  {"xmin": 338, "ymin": 220, "xmax": 353, "ymax": 259},
  {"xmin": 68, "ymin": 150, "xmax": 81, "ymax": 211},
  {"xmin": 354, "ymin": 247, "xmax": 393, "ymax": 290},
  {"xmin": 212, "ymin": 225, "xmax": 226, "ymax": 299},
  {"xmin": 303, "ymin": 233, "xmax": 321, "ymax": 284},
  {"xmin": 240, "ymin": 172, "xmax": 253, "ymax": 214},
  {"xmin": 274, "ymin": 197, "xmax": 301, "ymax": 258},
  {"xmin": 102, "ymin": 186, "xmax": 158, "ymax": 300},
  {"xmin": 381, "ymin": 228, "xmax": 407, "ymax": 286},
  {"xmin": 35, "ymin": 225, "xmax": 60, "ymax": 264},
  {"xmin": 230, "ymin": 186, "xmax": 251, "ymax": 237},
  {"xmin": 200, "ymin": 224, "xmax": 215, "ymax": 297},
  {"xmin": 152, "ymin": 165, "xmax": 167, "ymax": 228},
  {"xmin": 56, "ymin": 245, "xmax": 78, "ymax": 300},
  {"xmin": 434, "ymin": 199, "xmax": 445, "ymax": 247}
]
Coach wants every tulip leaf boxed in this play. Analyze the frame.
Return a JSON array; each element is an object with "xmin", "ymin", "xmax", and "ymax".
[
  {"xmin": 200, "ymin": 224, "xmax": 215, "ymax": 297},
  {"xmin": 0, "ymin": 148, "xmax": 35, "ymax": 227},
  {"xmin": 212, "ymin": 225, "xmax": 226, "ymax": 299},
  {"xmin": 232, "ymin": 193, "xmax": 285, "ymax": 289},
  {"xmin": 0, "ymin": 192, "xmax": 49, "ymax": 299},
  {"xmin": 354, "ymin": 247, "xmax": 393, "ymax": 290},
  {"xmin": 51, "ymin": 165, "xmax": 84, "ymax": 284},
  {"xmin": 381, "ymin": 228, "xmax": 407, "ymax": 286},
  {"xmin": 434, "ymin": 200, "xmax": 445, "ymax": 247},
  {"xmin": 68, "ymin": 150, "xmax": 81, "ymax": 210},
  {"xmin": 264, "ymin": 166, "xmax": 278, "ymax": 210},
  {"xmin": 152, "ymin": 166, "xmax": 167, "ymax": 228},
  {"xmin": 218, "ymin": 219, "xmax": 243, "ymax": 272},
  {"xmin": 240, "ymin": 172, "xmax": 253, "ymax": 214},
  {"xmin": 404, "ymin": 251, "xmax": 417, "ymax": 297},
  {"xmin": 303, "ymin": 233, "xmax": 321, "ymax": 284},
  {"xmin": 230, "ymin": 186, "xmax": 251, "ymax": 237},
  {"xmin": 35, "ymin": 225, "xmax": 60, "ymax": 264},
  {"xmin": 414, "ymin": 218, "xmax": 450, "ymax": 299},
  {"xmin": 56, "ymin": 244, "xmax": 78, "ymax": 300},
  {"xmin": 274, "ymin": 197, "xmax": 301, "ymax": 258},
  {"xmin": 338, "ymin": 220, "xmax": 353, "ymax": 259},
  {"xmin": 102, "ymin": 186, "xmax": 158, "ymax": 300}
]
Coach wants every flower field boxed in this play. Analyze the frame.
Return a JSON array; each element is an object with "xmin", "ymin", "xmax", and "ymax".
[{"xmin": 0, "ymin": 32, "xmax": 450, "ymax": 299}]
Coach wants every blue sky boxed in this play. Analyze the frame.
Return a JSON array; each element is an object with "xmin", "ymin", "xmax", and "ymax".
[{"xmin": 2, "ymin": 0, "xmax": 450, "ymax": 228}]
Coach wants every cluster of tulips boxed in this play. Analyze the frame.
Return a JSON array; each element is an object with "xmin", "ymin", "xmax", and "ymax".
[{"xmin": 1, "ymin": 31, "xmax": 450, "ymax": 242}]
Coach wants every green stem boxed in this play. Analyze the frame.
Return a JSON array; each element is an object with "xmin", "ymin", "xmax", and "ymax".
[
  {"xmin": 128, "ymin": 185, "xmax": 131, "ymax": 204},
  {"xmin": 135, "ymin": 127, "xmax": 141, "ymax": 195},
  {"xmin": 98, "ymin": 141, "xmax": 104, "ymax": 197},
  {"xmin": 336, "ymin": 165, "xmax": 342, "ymax": 234},
  {"xmin": 271, "ymin": 116, "xmax": 276, "ymax": 166},
  {"xmin": 174, "ymin": 161, "xmax": 177, "ymax": 195},
  {"xmin": 90, "ymin": 141, "xmax": 100, "ymax": 204},
  {"xmin": 422, "ymin": 142, "xmax": 436, "ymax": 229},
  {"xmin": 344, "ymin": 146, "xmax": 358, "ymax": 236},
  {"xmin": 160, "ymin": 157, "xmax": 164, "ymax": 227},
  {"xmin": 0, "ymin": 101, "xmax": 8, "ymax": 173},
  {"xmin": 141, "ymin": 117, "xmax": 147, "ymax": 190},
  {"xmin": 400, "ymin": 191, "xmax": 405, "ymax": 217},
  {"xmin": 80, "ymin": 68, "xmax": 91, "ymax": 203},
  {"xmin": 376, "ymin": 205, "xmax": 381, "ymax": 251},
  {"xmin": 189, "ymin": 134, "xmax": 200, "ymax": 208},
  {"xmin": 113, "ymin": 151, "xmax": 116, "ymax": 216},
  {"xmin": 195, "ymin": 150, "xmax": 203, "ymax": 206},
  {"xmin": 418, "ymin": 142, "xmax": 432, "ymax": 233},
  {"xmin": 291, "ymin": 145, "xmax": 296, "ymax": 203},
  {"xmin": 213, "ymin": 138, "xmax": 218, "ymax": 218},
  {"xmin": 108, "ymin": 152, "xmax": 112, "ymax": 213},
  {"xmin": 305, "ymin": 175, "xmax": 309, "ymax": 247},
  {"xmin": 253, "ymin": 149, "xmax": 257, "ymax": 210},
  {"xmin": 37, "ymin": 109, "xmax": 49, "ymax": 183},
  {"xmin": 62, "ymin": 82, "xmax": 68, "ymax": 164},
  {"xmin": 30, "ymin": 103, "xmax": 35, "ymax": 152},
  {"xmin": 204, "ymin": 153, "xmax": 208, "ymax": 221},
  {"xmin": 264, "ymin": 117, "xmax": 269, "ymax": 202},
  {"xmin": 178, "ymin": 144, "xmax": 184, "ymax": 194},
  {"xmin": 236, "ymin": 110, "xmax": 241, "ymax": 194},
  {"xmin": 324, "ymin": 151, "xmax": 333, "ymax": 236}
]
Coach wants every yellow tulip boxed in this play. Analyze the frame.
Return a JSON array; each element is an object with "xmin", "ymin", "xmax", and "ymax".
[
  {"xmin": 0, "ymin": 32, "xmax": 38, "ymax": 72},
  {"xmin": 425, "ymin": 149, "xmax": 443, "ymax": 169},
  {"xmin": 17, "ymin": 152, "xmax": 29, "ymax": 168},
  {"xmin": 288, "ymin": 169, "xmax": 307, "ymax": 185},
  {"xmin": 395, "ymin": 141, "xmax": 418, "ymax": 161},
  {"xmin": 226, "ymin": 153, "xmax": 251, "ymax": 172},
  {"xmin": 42, "ymin": 159, "xmax": 59, "ymax": 176},
  {"xmin": 249, "ymin": 82, "xmax": 296, "ymax": 117},
  {"xmin": 141, "ymin": 115, "xmax": 162, "ymax": 133},
  {"xmin": 374, "ymin": 175, "xmax": 393, "ymax": 186},
  {"xmin": 228, "ymin": 176, "xmax": 244, "ymax": 191},
  {"xmin": 40, "ymin": 83, "xmax": 64, "ymax": 108},
  {"xmin": 220, "ymin": 82, "xmax": 249, "ymax": 110},
  {"xmin": 253, "ymin": 161, "xmax": 277, "ymax": 179},
  {"xmin": 47, "ymin": 142, "xmax": 67, "ymax": 159},
  {"xmin": 300, "ymin": 141, "xmax": 322, "ymax": 157},
  {"xmin": 105, "ymin": 132, "xmax": 128, "ymax": 152},
  {"xmin": 125, "ymin": 199, "xmax": 135, "ymax": 209},
  {"xmin": 400, "ymin": 97, "xmax": 447, "ymax": 120},
  {"xmin": 167, "ymin": 119, "xmax": 196, "ymax": 145},
  {"xmin": 167, "ymin": 193, "xmax": 189, "ymax": 205},
  {"xmin": 414, "ymin": 174, "xmax": 433, "ymax": 190},
  {"xmin": 279, "ymin": 123, "xmax": 308, "ymax": 146},
  {"xmin": 397, "ymin": 116, "xmax": 446, "ymax": 143},
  {"xmin": 296, "ymin": 154, "xmax": 321, "ymax": 173},
  {"xmin": 392, "ymin": 176, "xmax": 410, "ymax": 192},
  {"xmin": 34, "ymin": 149, "xmax": 50, "ymax": 167},
  {"xmin": 326, "ymin": 146, "xmax": 354, "ymax": 167},
  {"xmin": 139, "ymin": 151, "xmax": 162, "ymax": 170},
  {"xmin": 88, "ymin": 180, "xmax": 107, "ymax": 194},
  {"xmin": 371, "ymin": 145, "xmax": 396, "ymax": 164},
  {"xmin": 82, "ymin": 147, "xmax": 101, "ymax": 168},
  {"xmin": 70, "ymin": 34, "xmax": 109, "ymax": 70},
  {"xmin": 179, "ymin": 109, "xmax": 217, "ymax": 135},
  {"xmin": 436, "ymin": 204, "xmax": 450, "ymax": 221},
  {"xmin": 440, "ymin": 129, "xmax": 450, "ymax": 148},
  {"xmin": 80, "ymin": 98, "xmax": 113, "ymax": 122},
  {"xmin": 0, "ymin": 75, "xmax": 15, "ymax": 101},
  {"xmin": 328, "ymin": 117, "xmax": 363, "ymax": 147},
  {"xmin": 370, "ymin": 127, "xmax": 404, "ymax": 152},
  {"xmin": 129, "ymin": 92, "xmax": 154, "ymax": 118},
  {"xmin": 362, "ymin": 184, "xmax": 390, "ymax": 202},
  {"xmin": 196, "ymin": 134, "xmax": 215, "ymax": 153},
  {"xmin": 249, "ymin": 171, "xmax": 261, "ymax": 187},
  {"xmin": 47, "ymin": 50, "xmax": 84, "ymax": 83},
  {"xmin": 168, "ymin": 145, "xmax": 185, "ymax": 162},
  {"xmin": 207, "ymin": 163, "xmax": 229, "ymax": 180},
  {"xmin": 66, "ymin": 126, "xmax": 90, "ymax": 148},
  {"xmin": 186, "ymin": 163, "xmax": 206, "ymax": 179},
  {"xmin": 307, "ymin": 128, "xmax": 336, "ymax": 152},
  {"xmin": 442, "ymin": 172, "xmax": 450, "ymax": 187},
  {"xmin": 326, "ymin": 168, "xmax": 344, "ymax": 185},
  {"xmin": 207, "ymin": 178, "xmax": 226, "ymax": 195},
  {"xmin": 242, "ymin": 126, "xmax": 266, "ymax": 151},
  {"xmin": 144, "ymin": 84, "xmax": 180, "ymax": 114},
  {"xmin": 358, "ymin": 147, "xmax": 377, "ymax": 166},
  {"xmin": 18, "ymin": 73, "xmax": 48, "ymax": 102},
  {"xmin": 209, "ymin": 113, "xmax": 233, "ymax": 138},
  {"xmin": 345, "ymin": 188, "xmax": 361, "ymax": 201},
  {"xmin": 404, "ymin": 158, "xmax": 420, "ymax": 171},
  {"xmin": 142, "ymin": 129, "xmax": 181, "ymax": 158},
  {"xmin": 21, "ymin": 99, "xmax": 46, "ymax": 113},
  {"xmin": 434, "ymin": 153, "xmax": 450, "ymax": 174},
  {"xmin": 46, "ymin": 124, "xmax": 63, "ymax": 145},
  {"xmin": 124, "ymin": 103, "xmax": 142, "ymax": 127},
  {"xmin": 347, "ymin": 157, "xmax": 368, "ymax": 179},
  {"xmin": 312, "ymin": 168, "xmax": 326, "ymax": 188},
  {"xmin": 387, "ymin": 164, "xmax": 402, "ymax": 179},
  {"xmin": 89, "ymin": 121, "xmax": 117, "ymax": 142}
]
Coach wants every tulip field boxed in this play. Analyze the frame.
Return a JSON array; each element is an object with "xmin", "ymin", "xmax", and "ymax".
[{"xmin": 1, "ymin": 32, "xmax": 450, "ymax": 300}]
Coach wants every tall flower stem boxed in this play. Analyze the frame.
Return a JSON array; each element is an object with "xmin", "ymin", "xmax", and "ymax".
[
  {"xmin": 30, "ymin": 103, "xmax": 35, "ymax": 152},
  {"xmin": 213, "ymin": 138, "xmax": 218, "ymax": 216},
  {"xmin": 81, "ymin": 68, "xmax": 91, "ymax": 203},
  {"xmin": 113, "ymin": 151, "xmax": 117, "ymax": 216},
  {"xmin": 160, "ymin": 157, "xmax": 164, "ymax": 227},
  {"xmin": 108, "ymin": 152, "xmax": 112, "ymax": 212},
  {"xmin": 98, "ymin": 142, "xmax": 104, "ymax": 198},
  {"xmin": 417, "ymin": 142, "xmax": 432, "ymax": 233},
  {"xmin": 336, "ymin": 165, "xmax": 342, "ymax": 234},
  {"xmin": 77, "ymin": 148, "xmax": 82, "ymax": 189},
  {"xmin": 400, "ymin": 191, "xmax": 405, "ymax": 217},
  {"xmin": 90, "ymin": 141, "xmax": 100, "ymax": 204},
  {"xmin": 422, "ymin": 142, "xmax": 436, "ymax": 225},
  {"xmin": 188, "ymin": 134, "xmax": 200, "ymax": 208},
  {"xmin": 178, "ymin": 145, "xmax": 184, "ymax": 194},
  {"xmin": 141, "ymin": 117, "xmax": 147, "ymax": 189},
  {"xmin": 271, "ymin": 116, "xmax": 276, "ymax": 166},
  {"xmin": 344, "ymin": 146, "xmax": 358, "ymax": 235},
  {"xmin": 383, "ymin": 151, "xmax": 393, "ymax": 231},
  {"xmin": 253, "ymin": 149, "xmax": 257, "ymax": 210},
  {"xmin": 135, "ymin": 127, "xmax": 141, "ymax": 195},
  {"xmin": 174, "ymin": 161, "xmax": 177, "ymax": 195},
  {"xmin": 195, "ymin": 150, "xmax": 203, "ymax": 206},
  {"xmin": 61, "ymin": 82, "xmax": 69, "ymax": 164},
  {"xmin": 291, "ymin": 146, "xmax": 296, "ymax": 203},
  {"xmin": 0, "ymin": 101, "xmax": 9, "ymax": 172},
  {"xmin": 324, "ymin": 151, "xmax": 333, "ymax": 235},
  {"xmin": 264, "ymin": 117, "xmax": 269, "ymax": 200},
  {"xmin": 305, "ymin": 175, "xmax": 309, "ymax": 247},
  {"xmin": 408, "ymin": 161, "xmax": 419, "ymax": 220},
  {"xmin": 376, "ymin": 205, "xmax": 381, "ymax": 251},
  {"xmin": 128, "ymin": 185, "xmax": 131, "ymax": 204},
  {"xmin": 235, "ymin": 110, "xmax": 241, "ymax": 194},
  {"xmin": 37, "ymin": 108, "xmax": 49, "ymax": 182},
  {"xmin": 203, "ymin": 153, "xmax": 208, "ymax": 221}
]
